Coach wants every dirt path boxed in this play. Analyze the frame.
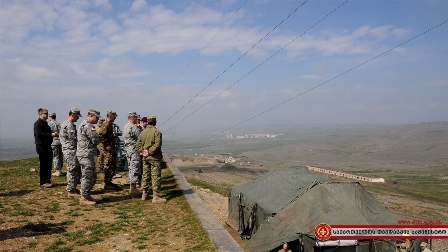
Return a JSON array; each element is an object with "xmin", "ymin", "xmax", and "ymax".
[{"xmin": 192, "ymin": 186, "xmax": 248, "ymax": 249}]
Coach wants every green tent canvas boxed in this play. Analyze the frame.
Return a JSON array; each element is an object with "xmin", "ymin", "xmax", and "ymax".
[
  {"xmin": 243, "ymin": 182, "xmax": 401, "ymax": 252},
  {"xmin": 227, "ymin": 167, "xmax": 333, "ymax": 237},
  {"xmin": 227, "ymin": 167, "xmax": 402, "ymax": 252}
]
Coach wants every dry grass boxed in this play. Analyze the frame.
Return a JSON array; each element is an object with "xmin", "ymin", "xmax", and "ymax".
[{"xmin": 0, "ymin": 158, "xmax": 215, "ymax": 252}]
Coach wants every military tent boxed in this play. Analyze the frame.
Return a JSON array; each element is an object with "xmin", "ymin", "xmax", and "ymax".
[
  {"xmin": 243, "ymin": 181, "xmax": 402, "ymax": 252},
  {"xmin": 227, "ymin": 167, "xmax": 333, "ymax": 237}
]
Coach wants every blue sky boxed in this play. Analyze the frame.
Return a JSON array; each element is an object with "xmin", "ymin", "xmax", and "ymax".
[{"xmin": 1, "ymin": 0, "xmax": 447, "ymax": 139}]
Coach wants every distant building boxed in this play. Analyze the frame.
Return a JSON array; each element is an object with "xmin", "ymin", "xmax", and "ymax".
[{"xmin": 307, "ymin": 166, "xmax": 385, "ymax": 183}]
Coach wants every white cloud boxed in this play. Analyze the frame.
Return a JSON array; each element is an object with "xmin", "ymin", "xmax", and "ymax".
[
  {"xmin": 0, "ymin": 1, "xmax": 446, "ymax": 139},
  {"xmin": 94, "ymin": 0, "xmax": 112, "ymax": 10},
  {"xmin": 97, "ymin": 18, "xmax": 122, "ymax": 37},
  {"xmin": 16, "ymin": 64, "xmax": 58, "ymax": 81},
  {"xmin": 70, "ymin": 58, "xmax": 149, "ymax": 78},
  {"xmin": 131, "ymin": 0, "xmax": 148, "ymax": 12},
  {"xmin": 0, "ymin": 0, "xmax": 58, "ymax": 42}
]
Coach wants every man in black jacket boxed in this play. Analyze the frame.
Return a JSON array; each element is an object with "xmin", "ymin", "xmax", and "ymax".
[{"xmin": 34, "ymin": 108, "xmax": 57, "ymax": 188}]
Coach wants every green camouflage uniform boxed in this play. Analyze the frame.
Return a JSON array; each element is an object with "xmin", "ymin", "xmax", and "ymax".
[
  {"xmin": 136, "ymin": 125, "xmax": 162, "ymax": 194},
  {"xmin": 97, "ymin": 119, "xmax": 117, "ymax": 183}
]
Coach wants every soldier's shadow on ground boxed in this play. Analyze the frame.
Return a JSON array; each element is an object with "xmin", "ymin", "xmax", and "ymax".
[
  {"xmin": 53, "ymin": 183, "xmax": 68, "ymax": 188},
  {"xmin": 162, "ymin": 175, "xmax": 176, "ymax": 185},
  {"xmin": 91, "ymin": 189, "xmax": 141, "ymax": 203},
  {"xmin": 0, "ymin": 189, "xmax": 34, "ymax": 197},
  {"xmin": 0, "ymin": 221, "xmax": 69, "ymax": 241},
  {"xmin": 164, "ymin": 188, "xmax": 184, "ymax": 200}
]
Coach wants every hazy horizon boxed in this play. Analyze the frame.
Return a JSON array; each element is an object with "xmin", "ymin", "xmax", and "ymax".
[{"xmin": 2, "ymin": 121, "xmax": 447, "ymax": 162}]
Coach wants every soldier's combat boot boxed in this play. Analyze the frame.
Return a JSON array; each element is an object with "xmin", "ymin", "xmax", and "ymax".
[
  {"xmin": 129, "ymin": 184, "xmax": 141, "ymax": 197},
  {"xmin": 152, "ymin": 191, "xmax": 167, "ymax": 204},
  {"xmin": 80, "ymin": 195, "xmax": 96, "ymax": 206},
  {"xmin": 141, "ymin": 189, "xmax": 148, "ymax": 201}
]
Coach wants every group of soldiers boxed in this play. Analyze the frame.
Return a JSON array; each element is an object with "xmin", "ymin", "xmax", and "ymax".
[
  {"xmin": 396, "ymin": 239, "xmax": 432, "ymax": 252},
  {"xmin": 45, "ymin": 107, "xmax": 166, "ymax": 206}
]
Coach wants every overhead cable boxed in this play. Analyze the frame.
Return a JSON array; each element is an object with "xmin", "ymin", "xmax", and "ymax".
[
  {"xmin": 165, "ymin": 0, "xmax": 349, "ymax": 133},
  {"xmin": 192, "ymin": 19, "xmax": 448, "ymax": 146},
  {"xmin": 160, "ymin": 0, "xmax": 309, "ymax": 127}
]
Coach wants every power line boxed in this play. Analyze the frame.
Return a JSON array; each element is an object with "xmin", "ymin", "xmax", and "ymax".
[
  {"xmin": 146, "ymin": 0, "xmax": 248, "ymax": 113},
  {"xmin": 192, "ymin": 19, "xmax": 448, "ymax": 146},
  {"xmin": 164, "ymin": 0, "xmax": 349, "ymax": 133},
  {"xmin": 160, "ymin": 0, "xmax": 309, "ymax": 127}
]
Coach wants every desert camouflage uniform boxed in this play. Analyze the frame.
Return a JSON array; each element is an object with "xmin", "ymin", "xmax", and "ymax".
[
  {"xmin": 97, "ymin": 120, "xmax": 116, "ymax": 183},
  {"xmin": 49, "ymin": 119, "xmax": 63, "ymax": 171},
  {"xmin": 136, "ymin": 125, "xmax": 163, "ymax": 194},
  {"xmin": 113, "ymin": 123, "xmax": 122, "ymax": 167},
  {"xmin": 123, "ymin": 122, "xmax": 141, "ymax": 184},
  {"xmin": 96, "ymin": 118, "xmax": 105, "ymax": 171},
  {"xmin": 136, "ymin": 121, "xmax": 144, "ymax": 186},
  {"xmin": 60, "ymin": 120, "xmax": 80, "ymax": 192},
  {"xmin": 396, "ymin": 239, "xmax": 410, "ymax": 252},
  {"xmin": 77, "ymin": 119, "xmax": 100, "ymax": 196}
]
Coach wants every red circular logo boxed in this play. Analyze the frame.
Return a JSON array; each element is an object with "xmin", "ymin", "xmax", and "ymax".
[{"xmin": 314, "ymin": 223, "xmax": 332, "ymax": 241}]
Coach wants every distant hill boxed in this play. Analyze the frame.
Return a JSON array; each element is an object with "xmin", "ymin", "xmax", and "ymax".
[
  {"xmin": 238, "ymin": 121, "xmax": 448, "ymax": 171},
  {"xmin": 2, "ymin": 122, "xmax": 448, "ymax": 167},
  {"xmin": 0, "ymin": 138, "xmax": 36, "ymax": 161}
]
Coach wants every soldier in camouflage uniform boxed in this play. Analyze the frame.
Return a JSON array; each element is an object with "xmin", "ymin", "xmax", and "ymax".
[
  {"xmin": 123, "ymin": 112, "xmax": 142, "ymax": 196},
  {"xmin": 49, "ymin": 112, "xmax": 63, "ymax": 176},
  {"xmin": 136, "ymin": 115, "xmax": 166, "ymax": 203},
  {"xmin": 420, "ymin": 242, "xmax": 431, "ymax": 252},
  {"xmin": 113, "ymin": 121, "xmax": 123, "ymax": 171},
  {"xmin": 97, "ymin": 110, "xmax": 120, "ymax": 190},
  {"xmin": 60, "ymin": 108, "xmax": 82, "ymax": 197},
  {"xmin": 136, "ymin": 115, "xmax": 144, "ymax": 188},
  {"xmin": 396, "ymin": 239, "xmax": 410, "ymax": 252},
  {"xmin": 77, "ymin": 108, "xmax": 101, "ymax": 206},
  {"xmin": 96, "ymin": 118, "xmax": 105, "ymax": 172},
  {"xmin": 135, "ymin": 115, "xmax": 143, "ymax": 132}
]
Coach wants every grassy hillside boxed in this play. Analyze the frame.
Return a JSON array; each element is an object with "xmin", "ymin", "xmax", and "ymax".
[{"xmin": 0, "ymin": 158, "xmax": 215, "ymax": 252}]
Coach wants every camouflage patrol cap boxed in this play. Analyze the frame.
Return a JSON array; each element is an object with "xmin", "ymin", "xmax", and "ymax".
[
  {"xmin": 127, "ymin": 112, "xmax": 137, "ymax": 118},
  {"xmin": 147, "ymin": 115, "xmax": 156, "ymax": 123},
  {"xmin": 88, "ymin": 108, "xmax": 101, "ymax": 118},
  {"xmin": 49, "ymin": 112, "xmax": 56, "ymax": 117},
  {"xmin": 70, "ymin": 107, "xmax": 82, "ymax": 117},
  {"xmin": 107, "ymin": 110, "xmax": 117, "ymax": 117},
  {"xmin": 99, "ymin": 118, "xmax": 105, "ymax": 123}
]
